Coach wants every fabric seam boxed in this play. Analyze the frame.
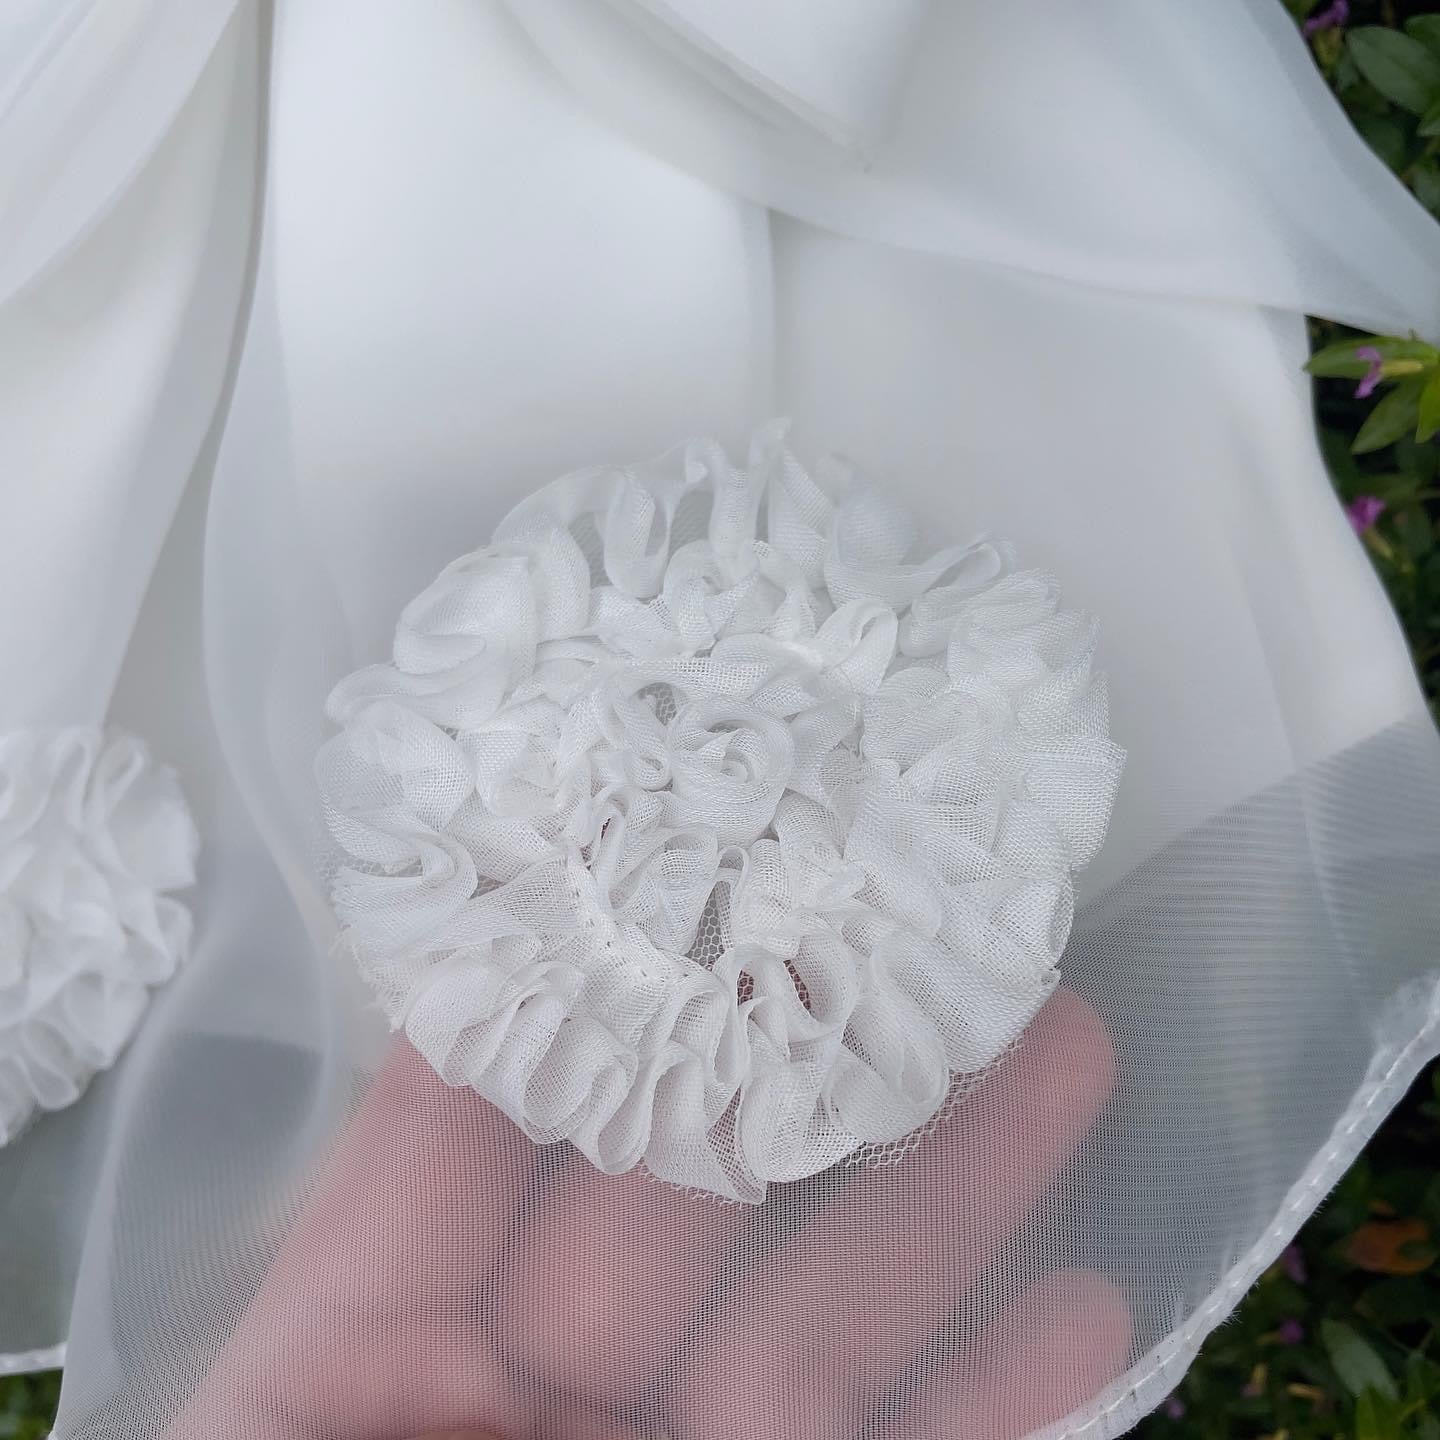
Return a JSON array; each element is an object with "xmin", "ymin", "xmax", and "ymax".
[{"xmin": 1037, "ymin": 975, "xmax": 1440, "ymax": 1440}]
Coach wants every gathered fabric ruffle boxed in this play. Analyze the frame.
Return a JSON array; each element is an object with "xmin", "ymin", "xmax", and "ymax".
[
  {"xmin": 318, "ymin": 424, "xmax": 1124, "ymax": 1200},
  {"xmin": 0, "ymin": 728, "xmax": 198, "ymax": 1146}
]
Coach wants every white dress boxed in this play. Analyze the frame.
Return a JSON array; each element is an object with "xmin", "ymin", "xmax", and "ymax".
[{"xmin": 2, "ymin": 3, "xmax": 1440, "ymax": 1437}]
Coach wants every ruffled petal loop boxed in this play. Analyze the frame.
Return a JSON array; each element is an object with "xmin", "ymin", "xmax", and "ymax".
[{"xmin": 0, "ymin": 728, "xmax": 198, "ymax": 1146}]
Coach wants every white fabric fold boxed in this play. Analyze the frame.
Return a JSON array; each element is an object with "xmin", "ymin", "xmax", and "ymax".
[
  {"xmin": 0, "ymin": 0, "xmax": 244, "ymax": 307},
  {"xmin": 509, "ymin": 0, "xmax": 1440, "ymax": 337},
  {"xmin": 0, "ymin": 0, "xmax": 257, "ymax": 1371},
  {"xmin": 0, "ymin": 2, "xmax": 256, "ymax": 732},
  {"xmin": 601, "ymin": 0, "xmax": 932, "ymax": 155},
  {"xmin": 769, "ymin": 222, "xmax": 1430, "ymax": 892}
]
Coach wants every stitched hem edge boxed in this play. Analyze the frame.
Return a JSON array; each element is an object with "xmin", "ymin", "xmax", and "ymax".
[
  {"xmin": 0, "ymin": 1341, "xmax": 65, "ymax": 1376},
  {"xmin": 1036, "ymin": 972, "xmax": 1440, "ymax": 1440}
]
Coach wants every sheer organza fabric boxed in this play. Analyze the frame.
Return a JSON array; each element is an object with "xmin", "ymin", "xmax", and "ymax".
[{"xmin": 2, "ymin": 3, "xmax": 1440, "ymax": 1439}]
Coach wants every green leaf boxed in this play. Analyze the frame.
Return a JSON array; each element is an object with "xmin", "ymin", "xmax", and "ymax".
[
  {"xmin": 1354, "ymin": 379, "xmax": 1427, "ymax": 455},
  {"xmin": 1407, "ymin": 15, "xmax": 1440, "ymax": 60},
  {"xmin": 1415, "ymin": 158, "xmax": 1440, "ymax": 214},
  {"xmin": 1399, "ymin": 432, "xmax": 1440, "ymax": 482},
  {"xmin": 1323, "ymin": 1319, "xmax": 1400, "ymax": 1401},
  {"xmin": 1421, "ymin": 95, "xmax": 1440, "ymax": 138},
  {"xmin": 1406, "ymin": 1348, "xmax": 1440, "ymax": 1406},
  {"xmin": 1321, "ymin": 425, "xmax": 1366, "ymax": 488},
  {"xmin": 1370, "ymin": 471, "xmax": 1423, "ymax": 500},
  {"xmin": 1398, "ymin": 508, "xmax": 1438, "ymax": 560},
  {"xmin": 1356, "ymin": 112, "xmax": 1410, "ymax": 170},
  {"xmin": 1356, "ymin": 1387, "xmax": 1403, "ymax": 1440},
  {"xmin": 1419, "ymin": 370, "xmax": 1440, "ymax": 444},
  {"xmin": 1307, "ymin": 336, "xmax": 1440, "ymax": 378},
  {"xmin": 1355, "ymin": 1387, "xmax": 1403, "ymax": 1440},
  {"xmin": 1348, "ymin": 28, "xmax": 1440, "ymax": 114}
]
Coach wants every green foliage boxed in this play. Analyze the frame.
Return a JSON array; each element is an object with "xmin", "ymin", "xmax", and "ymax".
[
  {"xmin": 1289, "ymin": 0, "xmax": 1440, "ymax": 217},
  {"xmin": 1324, "ymin": 1319, "xmax": 1402, "ymax": 1402},
  {"xmin": 1348, "ymin": 27, "xmax": 1440, "ymax": 115},
  {"xmin": 0, "ymin": 1372, "xmax": 59, "ymax": 1440},
  {"xmin": 1308, "ymin": 338, "xmax": 1440, "ymax": 378},
  {"xmin": 1304, "ymin": 337, "xmax": 1440, "ymax": 453}
]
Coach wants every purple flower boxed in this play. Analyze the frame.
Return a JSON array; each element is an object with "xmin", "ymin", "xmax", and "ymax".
[
  {"xmin": 1279, "ymin": 1318, "xmax": 1305, "ymax": 1346},
  {"xmin": 1355, "ymin": 345, "xmax": 1386, "ymax": 400},
  {"xmin": 1346, "ymin": 496, "xmax": 1386, "ymax": 534},
  {"xmin": 1282, "ymin": 1244, "xmax": 1308, "ymax": 1285},
  {"xmin": 1164, "ymin": 1395, "xmax": 1186, "ymax": 1420},
  {"xmin": 1304, "ymin": 0, "xmax": 1350, "ymax": 36}
]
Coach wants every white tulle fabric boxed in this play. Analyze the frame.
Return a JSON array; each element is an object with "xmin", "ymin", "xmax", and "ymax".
[
  {"xmin": 4, "ymin": 4, "xmax": 1440, "ymax": 1439},
  {"xmin": 0, "ymin": 729, "xmax": 197, "ymax": 1146},
  {"xmin": 317, "ymin": 429, "xmax": 1122, "ymax": 1199}
]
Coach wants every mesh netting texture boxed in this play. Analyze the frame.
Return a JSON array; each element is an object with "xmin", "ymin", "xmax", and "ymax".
[{"xmin": 315, "ymin": 428, "xmax": 1124, "ymax": 1202}]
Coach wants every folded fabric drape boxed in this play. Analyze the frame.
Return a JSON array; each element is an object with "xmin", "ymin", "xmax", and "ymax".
[
  {"xmin": 0, "ymin": 0, "xmax": 255, "ymax": 1364},
  {"xmin": 0, "ymin": 7, "xmax": 1437, "ymax": 1440},
  {"xmin": 508, "ymin": 0, "xmax": 1440, "ymax": 334},
  {"xmin": 0, "ymin": 0, "xmax": 244, "ymax": 307},
  {"xmin": 593, "ymin": 0, "xmax": 933, "ymax": 154}
]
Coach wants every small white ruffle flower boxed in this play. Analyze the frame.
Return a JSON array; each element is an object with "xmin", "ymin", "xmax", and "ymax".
[
  {"xmin": 0, "ymin": 728, "xmax": 198, "ymax": 1146},
  {"xmin": 318, "ymin": 425, "xmax": 1124, "ymax": 1201}
]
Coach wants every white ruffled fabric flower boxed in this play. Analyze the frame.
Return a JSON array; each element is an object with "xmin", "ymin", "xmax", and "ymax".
[
  {"xmin": 0, "ymin": 729, "xmax": 198, "ymax": 1146},
  {"xmin": 318, "ymin": 425, "xmax": 1125, "ymax": 1200}
]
